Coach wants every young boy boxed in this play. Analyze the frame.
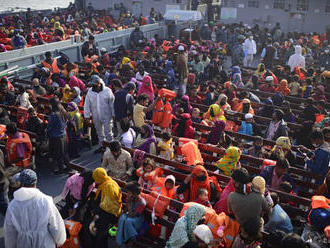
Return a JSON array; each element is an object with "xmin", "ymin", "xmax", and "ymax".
[
  {"xmin": 191, "ymin": 108, "xmax": 201, "ymax": 123},
  {"xmin": 247, "ymin": 136, "xmax": 265, "ymax": 158},
  {"xmin": 194, "ymin": 188, "xmax": 212, "ymax": 208},
  {"xmin": 238, "ymin": 113, "xmax": 253, "ymax": 136}
]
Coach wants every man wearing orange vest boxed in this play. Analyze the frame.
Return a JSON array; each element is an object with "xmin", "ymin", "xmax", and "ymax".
[
  {"xmin": 42, "ymin": 51, "xmax": 60, "ymax": 74},
  {"xmin": 5, "ymin": 122, "xmax": 32, "ymax": 168}
]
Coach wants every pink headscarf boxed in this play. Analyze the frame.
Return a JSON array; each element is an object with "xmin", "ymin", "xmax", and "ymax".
[
  {"xmin": 69, "ymin": 76, "xmax": 86, "ymax": 92},
  {"xmin": 137, "ymin": 75, "xmax": 154, "ymax": 101}
]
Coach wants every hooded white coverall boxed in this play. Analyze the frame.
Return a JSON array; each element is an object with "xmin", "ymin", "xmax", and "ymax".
[
  {"xmin": 4, "ymin": 187, "xmax": 66, "ymax": 248},
  {"xmin": 287, "ymin": 45, "xmax": 305, "ymax": 72},
  {"xmin": 84, "ymin": 79, "xmax": 115, "ymax": 145}
]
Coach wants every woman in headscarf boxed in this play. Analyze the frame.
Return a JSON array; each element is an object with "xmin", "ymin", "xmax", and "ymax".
[
  {"xmin": 137, "ymin": 75, "xmax": 154, "ymax": 102},
  {"xmin": 172, "ymin": 113, "xmax": 195, "ymax": 139},
  {"xmin": 267, "ymin": 136, "xmax": 296, "ymax": 166},
  {"xmin": 203, "ymin": 104, "xmax": 226, "ymax": 126},
  {"xmin": 67, "ymin": 102, "xmax": 83, "ymax": 158},
  {"xmin": 176, "ymin": 165, "xmax": 221, "ymax": 204},
  {"xmin": 275, "ymin": 79, "xmax": 291, "ymax": 96},
  {"xmin": 231, "ymin": 66, "xmax": 244, "ymax": 88},
  {"xmin": 181, "ymin": 141, "xmax": 204, "ymax": 166},
  {"xmin": 135, "ymin": 124, "xmax": 157, "ymax": 155},
  {"xmin": 88, "ymin": 168, "xmax": 122, "ymax": 248},
  {"xmin": 206, "ymin": 120, "xmax": 226, "ymax": 145},
  {"xmin": 69, "ymin": 75, "xmax": 86, "ymax": 92},
  {"xmin": 217, "ymin": 94, "xmax": 231, "ymax": 111},
  {"xmin": 224, "ymin": 82, "xmax": 237, "ymax": 106},
  {"xmin": 54, "ymin": 21, "xmax": 64, "ymax": 39},
  {"xmin": 236, "ymin": 98, "xmax": 254, "ymax": 115},
  {"xmin": 217, "ymin": 146, "xmax": 241, "ymax": 176},
  {"xmin": 60, "ymin": 170, "xmax": 95, "ymax": 220},
  {"xmin": 312, "ymin": 85, "xmax": 326, "ymax": 101},
  {"xmin": 255, "ymin": 63, "xmax": 266, "ymax": 77},
  {"xmin": 173, "ymin": 95, "xmax": 193, "ymax": 114},
  {"xmin": 62, "ymin": 84, "xmax": 72, "ymax": 103},
  {"xmin": 71, "ymin": 86, "xmax": 81, "ymax": 105},
  {"xmin": 164, "ymin": 60, "xmax": 177, "ymax": 90},
  {"xmin": 166, "ymin": 204, "xmax": 206, "ymax": 248},
  {"xmin": 120, "ymin": 56, "xmax": 134, "ymax": 70}
]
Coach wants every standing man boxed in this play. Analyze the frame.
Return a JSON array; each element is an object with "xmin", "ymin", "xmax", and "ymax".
[
  {"xmin": 114, "ymin": 81, "xmax": 135, "ymax": 138},
  {"xmin": 81, "ymin": 35, "xmax": 97, "ymax": 58},
  {"xmin": 287, "ymin": 45, "xmax": 305, "ymax": 72},
  {"xmin": 4, "ymin": 169, "xmax": 66, "ymax": 248},
  {"xmin": 265, "ymin": 109, "xmax": 288, "ymax": 141},
  {"xmin": 176, "ymin": 45, "xmax": 188, "ymax": 96},
  {"xmin": 84, "ymin": 75, "xmax": 115, "ymax": 153},
  {"xmin": 231, "ymin": 35, "xmax": 245, "ymax": 66},
  {"xmin": 261, "ymin": 38, "xmax": 277, "ymax": 69},
  {"xmin": 243, "ymin": 34, "xmax": 257, "ymax": 67}
]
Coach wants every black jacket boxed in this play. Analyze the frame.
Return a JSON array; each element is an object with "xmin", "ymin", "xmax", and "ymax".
[
  {"xmin": 81, "ymin": 41, "xmax": 97, "ymax": 58},
  {"xmin": 265, "ymin": 119, "xmax": 288, "ymax": 141}
]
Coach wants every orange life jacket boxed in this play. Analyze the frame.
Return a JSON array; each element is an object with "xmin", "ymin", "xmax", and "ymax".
[
  {"xmin": 159, "ymin": 100, "xmax": 173, "ymax": 129},
  {"xmin": 60, "ymin": 220, "xmax": 82, "ymax": 248},
  {"xmin": 261, "ymin": 159, "xmax": 276, "ymax": 173},
  {"xmin": 0, "ymin": 125, "xmax": 6, "ymax": 140},
  {"xmin": 325, "ymin": 225, "xmax": 330, "ymax": 239},
  {"xmin": 136, "ymin": 167, "xmax": 163, "ymax": 189},
  {"xmin": 140, "ymin": 191, "xmax": 170, "ymax": 220},
  {"xmin": 152, "ymin": 98, "xmax": 164, "ymax": 125},
  {"xmin": 307, "ymin": 195, "xmax": 330, "ymax": 225},
  {"xmin": 151, "ymin": 177, "xmax": 178, "ymax": 199},
  {"xmin": 42, "ymin": 58, "xmax": 60, "ymax": 74},
  {"xmin": 177, "ymin": 138, "xmax": 198, "ymax": 155},
  {"xmin": 180, "ymin": 202, "xmax": 240, "ymax": 248},
  {"xmin": 6, "ymin": 132, "xmax": 32, "ymax": 167}
]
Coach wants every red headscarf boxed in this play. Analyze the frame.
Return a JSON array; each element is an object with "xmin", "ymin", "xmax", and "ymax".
[
  {"xmin": 190, "ymin": 165, "xmax": 221, "ymax": 201},
  {"xmin": 137, "ymin": 75, "xmax": 154, "ymax": 101}
]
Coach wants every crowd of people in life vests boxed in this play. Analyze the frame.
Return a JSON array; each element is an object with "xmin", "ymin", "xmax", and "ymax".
[
  {"xmin": 0, "ymin": 16, "xmax": 330, "ymax": 248},
  {"xmin": 0, "ymin": 2, "xmax": 162, "ymax": 52}
]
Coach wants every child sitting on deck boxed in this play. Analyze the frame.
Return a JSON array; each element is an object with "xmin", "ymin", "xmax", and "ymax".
[{"xmin": 136, "ymin": 158, "xmax": 162, "ymax": 189}]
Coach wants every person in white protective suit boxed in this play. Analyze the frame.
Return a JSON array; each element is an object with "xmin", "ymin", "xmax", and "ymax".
[
  {"xmin": 84, "ymin": 75, "xmax": 115, "ymax": 153},
  {"xmin": 287, "ymin": 45, "xmax": 305, "ymax": 72},
  {"xmin": 4, "ymin": 169, "xmax": 66, "ymax": 248},
  {"xmin": 243, "ymin": 35, "xmax": 257, "ymax": 67}
]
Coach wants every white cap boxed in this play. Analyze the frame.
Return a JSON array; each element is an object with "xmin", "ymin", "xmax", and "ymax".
[
  {"xmin": 100, "ymin": 47, "xmax": 107, "ymax": 53},
  {"xmin": 265, "ymin": 76, "xmax": 273, "ymax": 82},
  {"xmin": 245, "ymin": 113, "xmax": 253, "ymax": 120},
  {"xmin": 193, "ymin": 225, "xmax": 213, "ymax": 245},
  {"xmin": 178, "ymin": 45, "xmax": 185, "ymax": 51}
]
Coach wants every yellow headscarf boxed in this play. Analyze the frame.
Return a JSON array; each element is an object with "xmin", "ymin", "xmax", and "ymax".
[
  {"xmin": 157, "ymin": 138, "xmax": 174, "ymax": 160},
  {"xmin": 62, "ymin": 84, "xmax": 72, "ymax": 103},
  {"xmin": 255, "ymin": 63, "xmax": 266, "ymax": 76},
  {"xmin": 217, "ymin": 146, "xmax": 241, "ymax": 176},
  {"xmin": 204, "ymin": 104, "xmax": 226, "ymax": 122},
  {"xmin": 121, "ymin": 57, "xmax": 133, "ymax": 69},
  {"xmin": 271, "ymin": 136, "xmax": 291, "ymax": 159},
  {"xmin": 92, "ymin": 168, "xmax": 122, "ymax": 216}
]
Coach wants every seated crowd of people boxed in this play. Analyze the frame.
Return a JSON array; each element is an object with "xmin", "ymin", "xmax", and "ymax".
[
  {"xmin": 0, "ymin": 2, "xmax": 161, "ymax": 52},
  {"xmin": 0, "ymin": 19, "xmax": 329, "ymax": 248}
]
